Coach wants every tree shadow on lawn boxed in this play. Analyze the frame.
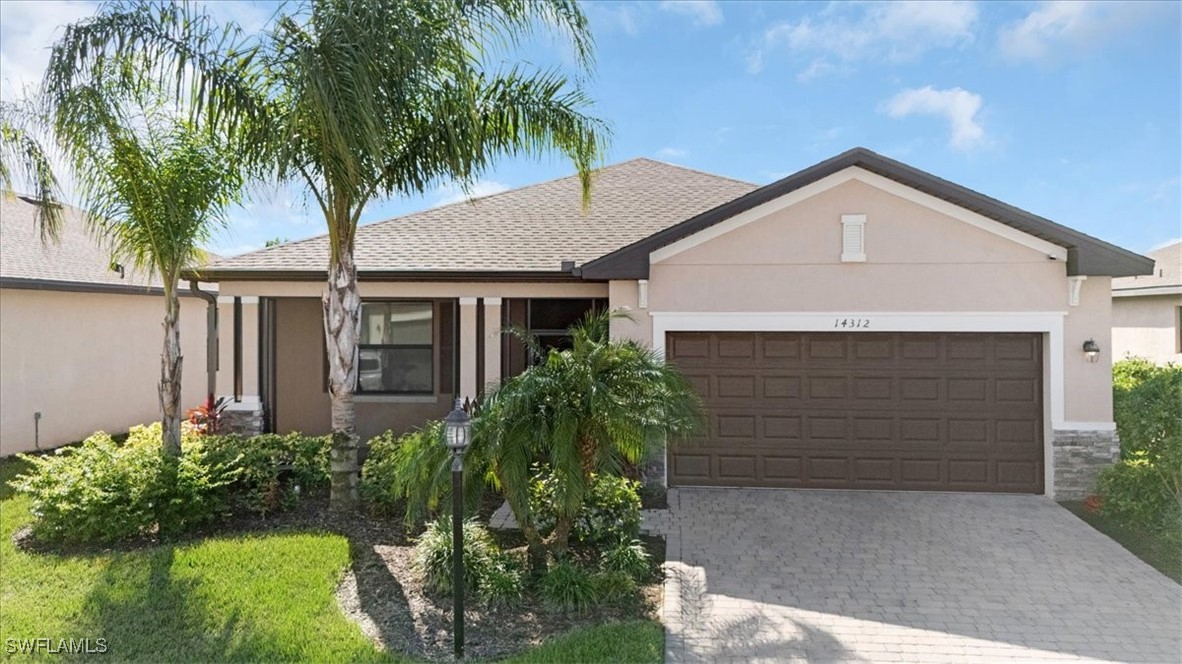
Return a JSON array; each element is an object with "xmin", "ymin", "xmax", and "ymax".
[{"xmin": 76, "ymin": 548, "xmax": 266, "ymax": 663}]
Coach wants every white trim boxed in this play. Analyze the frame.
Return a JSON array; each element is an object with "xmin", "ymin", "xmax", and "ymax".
[
  {"xmin": 638, "ymin": 279, "xmax": 649, "ymax": 309},
  {"xmin": 1052, "ymin": 421, "xmax": 1117, "ymax": 432},
  {"xmin": 458, "ymin": 297, "xmax": 478, "ymax": 306},
  {"xmin": 841, "ymin": 214, "xmax": 867, "ymax": 263},
  {"xmin": 650, "ymin": 310, "xmax": 1067, "ymax": 495},
  {"xmin": 1067, "ymin": 275, "xmax": 1087, "ymax": 306},
  {"xmin": 1112, "ymin": 285, "xmax": 1182, "ymax": 297},
  {"xmin": 649, "ymin": 166, "xmax": 1068, "ymax": 264},
  {"xmin": 484, "ymin": 297, "xmax": 503, "ymax": 306}
]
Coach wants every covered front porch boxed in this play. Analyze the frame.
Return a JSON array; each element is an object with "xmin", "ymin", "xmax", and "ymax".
[{"xmin": 210, "ymin": 280, "xmax": 609, "ymax": 443}]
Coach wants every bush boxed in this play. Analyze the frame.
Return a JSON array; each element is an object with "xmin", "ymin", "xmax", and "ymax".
[
  {"xmin": 539, "ymin": 560, "xmax": 599, "ymax": 613},
  {"xmin": 530, "ymin": 468, "xmax": 641, "ymax": 547},
  {"xmin": 10, "ymin": 424, "xmax": 330, "ymax": 544},
  {"xmin": 359, "ymin": 422, "xmax": 484, "ymax": 525},
  {"xmin": 412, "ymin": 517, "xmax": 524, "ymax": 605},
  {"xmin": 202, "ymin": 431, "xmax": 331, "ymax": 514},
  {"xmin": 11, "ymin": 425, "xmax": 230, "ymax": 543},
  {"xmin": 601, "ymin": 538, "xmax": 651, "ymax": 581},
  {"xmin": 593, "ymin": 570, "xmax": 639, "ymax": 606},
  {"xmin": 1100, "ymin": 359, "xmax": 1182, "ymax": 535}
]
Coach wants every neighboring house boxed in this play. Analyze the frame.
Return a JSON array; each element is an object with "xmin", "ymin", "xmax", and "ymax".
[
  {"xmin": 192, "ymin": 148, "xmax": 1154, "ymax": 500},
  {"xmin": 0, "ymin": 195, "xmax": 213, "ymax": 455},
  {"xmin": 1111, "ymin": 241, "xmax": 1181, "ymax": 364}
]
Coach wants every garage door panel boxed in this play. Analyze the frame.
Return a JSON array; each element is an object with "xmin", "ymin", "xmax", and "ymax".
[{"xmin": 668, "ymin": 331, "xmax": 1043, "ymax": 493}]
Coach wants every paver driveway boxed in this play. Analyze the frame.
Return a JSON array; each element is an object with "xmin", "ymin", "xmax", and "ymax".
[{"xmin": 645, "ymin": 488, "xmax": 1181, "ymax": 663}]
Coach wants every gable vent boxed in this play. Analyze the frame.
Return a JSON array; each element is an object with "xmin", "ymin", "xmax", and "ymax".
[{"xmin": 841, "ymin": 214, "xmax": 866, "ymax": 262}]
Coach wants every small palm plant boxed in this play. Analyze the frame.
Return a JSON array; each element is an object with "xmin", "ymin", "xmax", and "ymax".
[
  {"xmin": 478, "ymin": 310, "xmax": 705, "ymax": 565},
  {"xmin": 49, "ymin": 79, "xmax": 243, "ymax": 456}
]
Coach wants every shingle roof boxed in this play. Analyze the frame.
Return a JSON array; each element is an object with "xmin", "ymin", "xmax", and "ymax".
[
  {"xmin": 200, "ymin": 158, "xmax": 758, "ymax": 278},
  {"xmin": 1112, "ymin": 242, "xmax": 1180, "ymax": 294},
  {"xmin": 582, "ymin": 148, "xmax": 1154, "ymax": 279},
  {"xmin": 0, "ymin": 194, "xmax": 217, "ymax": 294}
]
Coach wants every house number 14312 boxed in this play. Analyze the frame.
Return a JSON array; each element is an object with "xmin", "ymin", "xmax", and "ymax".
[{"xmin": 834, "ymin": 318, "xmax": 870, "ymax": 329}]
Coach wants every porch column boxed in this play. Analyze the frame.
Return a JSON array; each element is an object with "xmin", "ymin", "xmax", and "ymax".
[
  {"xmin": 459, "ymin": 297, "xmax": 478, "ymax": 401},
  {"xmin": 483, "ymin": 297, "xmax": 502, "ymax": 388}
]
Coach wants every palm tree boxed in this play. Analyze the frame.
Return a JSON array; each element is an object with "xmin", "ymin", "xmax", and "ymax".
[
  {"xmin": 44, "ymin": 0, "xmax": 607, "ymax": 509},
  {"xmin": 49, "ymin": 80, "xmax": 243, "ymax": 456},
  {"xmin": 478, "ymin": 310, "xmax": 705, "ymax": 563},
  {"xmin": 0, "ymin": 100, "xmax": 63, "ymax": 240}
]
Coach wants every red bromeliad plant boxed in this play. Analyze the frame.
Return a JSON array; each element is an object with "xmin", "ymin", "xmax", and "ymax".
[{"xmin": 186, "ymin": 395, "xmax": 225, "ymax": 435}]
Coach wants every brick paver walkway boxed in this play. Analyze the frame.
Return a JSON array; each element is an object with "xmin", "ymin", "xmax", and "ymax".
[{"xmin": 644, "ymin": 488, "xmax": 1181, "ymax": 663}]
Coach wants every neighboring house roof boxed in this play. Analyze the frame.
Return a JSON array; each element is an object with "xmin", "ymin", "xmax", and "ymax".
[
  {"xmin": 1112, "ymin": 241, "xmax": 1180, "ymax": 297},
  {"xmin": 0, "ymin": 194, "xmax": 217, "ymax": 295},
  {"xmin": 582, "ymin": 148, "xmax": 1154, "ymax": 279},
  {"xmin": 196, "ymin": 158, "xmax": 757, "ymax": 280}
]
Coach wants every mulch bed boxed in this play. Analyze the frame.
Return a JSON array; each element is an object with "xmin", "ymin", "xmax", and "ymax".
[{"xmin": 13, "ymin": 495, "xmax": 664, "ymax": 662}]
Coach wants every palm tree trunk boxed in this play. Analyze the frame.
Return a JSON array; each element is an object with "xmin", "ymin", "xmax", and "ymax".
[
  {"xmin": 497, "ymin": 469, "xmax": 547, "ymax": 569},
  {"xmin": 160, "ymin": 286, "xmax": 183, "ymax": 457},
  {"xmin": 324, "ymin": 250, "xmax": 362, "ymax": 510},
  {"xmin": 549, "ymin": 514, "xmax": 575, "ymax": 559}
]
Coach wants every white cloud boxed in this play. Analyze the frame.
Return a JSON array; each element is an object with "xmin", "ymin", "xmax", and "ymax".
[
  {"xmin": 998, "ymin": 1, "xmax": 1167, "ymax": 62},
  {"xmin": 658, "ymin": 1, "xmax": 723, "ymax": 27},
  {"xmin": 883, "ymin": 86, "xmax": 987, "ymax": 150},
  {"xmin": 656, "ymin": 147, "xmax": 689, "ymax": 159},
  {"xmin": 751, "ymin": 1, "xmax": 977, "ymax": 78},
  {"xmin": 432, "ymin": 180, "xmax": 511, "ymax": 207},
  {"xmin": 1149, "ymin": 237, "xmax": 1181, "ymax": 252},
  {"xmin": 0, "ymin": 1, "xmax": 99, "ymax": 101}
]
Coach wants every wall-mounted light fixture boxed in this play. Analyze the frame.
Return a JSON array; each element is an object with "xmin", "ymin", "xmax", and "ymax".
[{"xmin": 1082, "ymin": 339, "xmax": 1101, "ymax": 363}]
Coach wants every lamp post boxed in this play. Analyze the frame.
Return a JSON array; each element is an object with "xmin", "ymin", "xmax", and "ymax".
[{"xmin": 443, "ymin": 399, "xmax": 471, "ymax": 659}]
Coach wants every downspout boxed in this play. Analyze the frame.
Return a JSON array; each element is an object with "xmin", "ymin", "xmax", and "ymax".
[{"xmin": 189, "ymin": 280, "xmax": 218, "ymax": 404}]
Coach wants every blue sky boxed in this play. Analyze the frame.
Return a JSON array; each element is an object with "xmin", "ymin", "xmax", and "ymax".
[{"xmin": 2, "ymin": 1, "xmax": 1179, "ymax": 256}]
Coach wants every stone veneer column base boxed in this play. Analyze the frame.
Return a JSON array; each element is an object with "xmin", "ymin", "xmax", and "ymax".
[
  {"xmin": 1052, "ymin": 428, "xmax": 1120, "ymax": 500},
  {"xmin": 218, "ymin": 397, "xmax": 265, "ymax": 436}
]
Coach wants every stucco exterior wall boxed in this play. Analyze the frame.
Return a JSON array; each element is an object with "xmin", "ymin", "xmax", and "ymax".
[
  {"xmin": 215, "ymin": 298, "xmax": 259, "ymax": 397},
  {"xmin": 1112, "ymin": 294, "xmax": 1182, "ymax": 365},
  {"xmin": 639, "ymin": 178, "xmax": 1113, "ymax": 430},
  {"xmin": 1063, "ymin": 278, "xmax": 1114, "ymax": 422},
  {"xmin": 0, "ymin": 288, "xmax": 210, "ymax": 455},
  {"xmin": 271, "ymin": 297, "xmax": 452, "ymax": 444},
  {"xmin": 649, "ymin": 180, "xmax": 1064, "ymax": 312}
]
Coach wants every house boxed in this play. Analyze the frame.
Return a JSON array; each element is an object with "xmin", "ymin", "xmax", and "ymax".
[
  {"xmin": 0, "ymin": 195, "xmax": 213, "ymax": 455},
  {"xmin": 1111, "ymin": 241, "xmax": 1181, "ymax": 364},
  {"xmin": 192, "ymin": 148, "xmax": 1154, "ymax": 500}
]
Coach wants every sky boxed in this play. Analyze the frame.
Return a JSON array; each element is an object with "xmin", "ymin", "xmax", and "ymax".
[{"xmin": 1, "ymin": 0, "xmax": 1179, "ymax": 257}]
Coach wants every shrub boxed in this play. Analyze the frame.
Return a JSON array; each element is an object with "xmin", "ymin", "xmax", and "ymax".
[
  {"xmin": 593, "ymin": 570, "xmax": 639, "ymax": 606},
  {"xmin": 539, "ymin": 560, "xmax": 599, "ymax": 613},
  {"xmin": 202, "ymin": 432, "xmax": 331, "ymax": 514},
  {"xmin": 412, "ymin": 517, "xmax": 516, "ymax": 600},
  {"xmin": 479, "ymin": 555, "xmax": 526, "ymax": 608},
  {"xmin": 601, "ymin": 538, "xmax": 651, "ymax": 581},
  {"xmin": 530, "ymin": 468, "xmax": 641, "ymax": 547},
  {"xmin": 359, "ymin": 430, "xmax": 404, "ymax": 513},
  {"xmin": 11, "ymin": 425, "xmax": 230, "ymax": 543},
  {"xmin": 10, "ymin": 425, "xmax": 330, "ymax": 544},
  {"xmin": 1101, "ymin": 359, "xmax": 1182, "ymax": 535}
]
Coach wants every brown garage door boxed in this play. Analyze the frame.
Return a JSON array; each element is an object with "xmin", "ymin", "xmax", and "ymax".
[{"xmin": 667, "ymin": 332, "xmax": 1043, "ymax": 493}]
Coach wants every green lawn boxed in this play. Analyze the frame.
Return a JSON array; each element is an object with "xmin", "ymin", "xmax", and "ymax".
[
  {"xmin": 0, "ymin": 457, "xmax": 663, "ymax": 662},
  {"xmin": 1061, "ymin": 501, "xmax": 1182, "ymax": 584}
]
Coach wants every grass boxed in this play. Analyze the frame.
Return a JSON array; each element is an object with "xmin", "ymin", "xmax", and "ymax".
[
  {"xmin": 501, "ymin": 620, "xmax": 664, "ymax": 664},
  {"xmin": 0, "ymin": 456, "xmax": 664, "ymax": 662},
  {"xmin": 1061, "ymin": 501, "xmax": 1182, "ymax": 584}
]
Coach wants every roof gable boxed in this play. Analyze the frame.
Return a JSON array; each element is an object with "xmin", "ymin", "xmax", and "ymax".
[{"xmin": 581, "ymin": 148, "xmax": 1153, "ymax": 280}]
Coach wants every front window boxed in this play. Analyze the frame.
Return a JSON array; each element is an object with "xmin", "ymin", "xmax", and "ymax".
[{"xmin": 358, "ymin": 302, "xmax": 434, "ymax": 394}]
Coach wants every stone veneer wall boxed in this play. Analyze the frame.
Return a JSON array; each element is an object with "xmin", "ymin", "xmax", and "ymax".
[
  {"xmin": 219, "ymin": 401, "xmax": 265, "ymax": 436},
  {"xmin": 1052, "ymin": 429, "xmax": 1120, "ymax": 500}
]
